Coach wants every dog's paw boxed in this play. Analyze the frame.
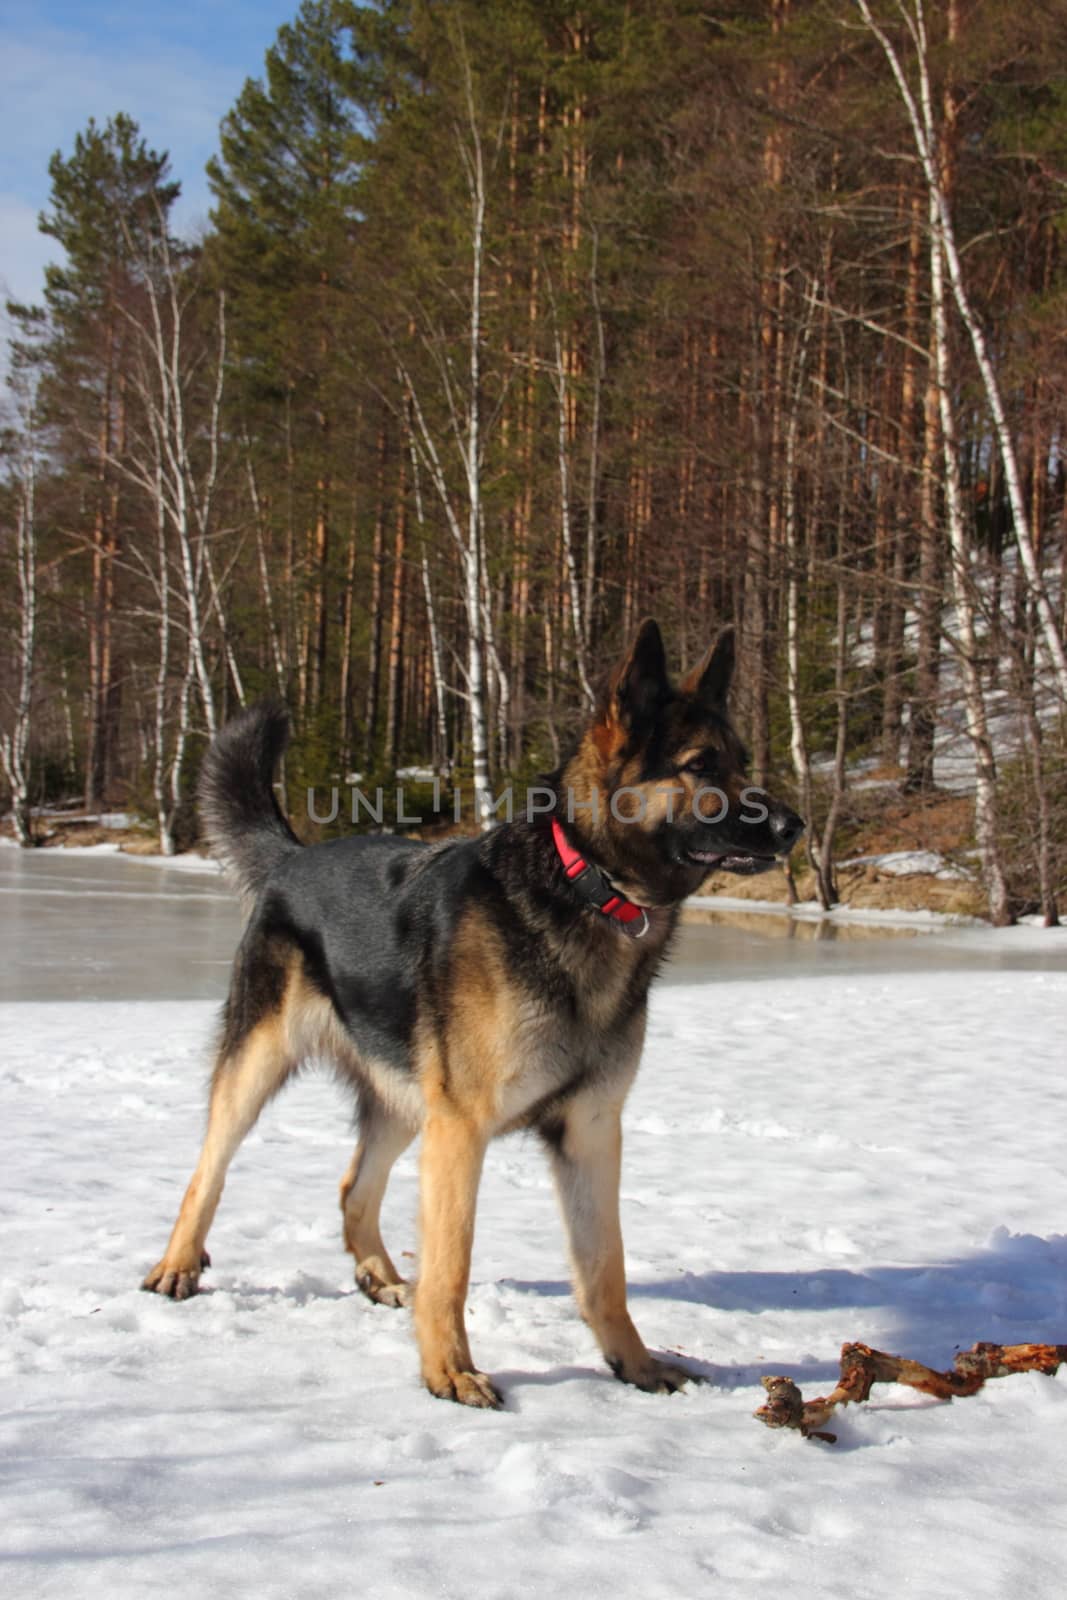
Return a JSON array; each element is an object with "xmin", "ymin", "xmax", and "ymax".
[
  {"xmin": 423, "ymin": 1367, "xmax": 504, "ymax": 1410},
  {"xmin": 356, "ymin": 1267, "xmax": 412, "ymax": 1309},
  {"xmin": 142, "ymin": 1249, "xmax": 210, "ymax": 1300},
  {"xmin": 610, "ymin": 1354, "xmax": 691, "ymax": 1395}
]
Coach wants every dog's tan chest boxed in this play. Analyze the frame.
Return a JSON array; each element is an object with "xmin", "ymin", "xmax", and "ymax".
[{"xmin": 438, "ymin": 909, "xmax": 649, "ymax": 1131}]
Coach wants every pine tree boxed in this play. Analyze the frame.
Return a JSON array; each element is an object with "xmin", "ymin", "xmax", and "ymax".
[
  {"xmin": 11, "ymin": 113, "xmax": 180, "ymax": 807},
  {"xmin": 208, "ymin": 0, "xmax": 369, "ymax": 725}
]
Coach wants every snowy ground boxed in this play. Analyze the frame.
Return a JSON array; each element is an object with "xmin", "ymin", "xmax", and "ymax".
[{"xmin": 3, "ymin": 954, "xmax": 1067, "ymax": 1598}]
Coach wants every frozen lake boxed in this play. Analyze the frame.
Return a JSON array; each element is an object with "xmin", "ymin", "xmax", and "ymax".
[
  {"xmin": 0, "ymin": 848, "xmax": 237, "ymax": 1001},
  {"xmin": 2, "ymin": 844, "xmax": 1065, "ymax": 1002}
]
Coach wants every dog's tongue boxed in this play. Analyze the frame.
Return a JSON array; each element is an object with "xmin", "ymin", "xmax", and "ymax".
[
  {"xmin": 688, "ymin": 849, "xmax": 728, "ymax": 865},
  {"xmin": 689, "ymin": 849, "xmax": 764, "ymax": 870}
]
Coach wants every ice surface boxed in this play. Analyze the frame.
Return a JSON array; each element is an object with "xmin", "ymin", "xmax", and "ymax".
[
  {"xmin": 2, "ymin": 857, "xmax": 1067, "ymax": 1598},
  {"xmin": 0, "ymin": 849, "xmax": 238, "ymax": 1001}
]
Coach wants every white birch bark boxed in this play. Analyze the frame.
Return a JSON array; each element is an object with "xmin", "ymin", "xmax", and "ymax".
[
  {"xmin": 459, "ymin": 66, "xmax": 493, "ymax": 828},
  {"xmin": 112, "ymin": 212, "xmax": 233, "ymax": 738},
  {"xmin": 404, "ymin": 427, "xmax": 451, "ymax": 772},
  {"xmin": 923, "ymin": 121, "xmax": 1012, "ymax": 922},
  {"xmin": 397, "ymin": 42, "xmax": 503, "ymax": 829},
  {"xmin": 479, "ymin": 519, "xmax": 511, "ymax": 763},
  {"xmin": 853, "ymin": 0, "xmax": 1067, "ymax": 703},
  {"xmin": 552, "ymin": 324, "xmax": 596, "ymax": 711},
  {"xmin": 583, "ymin": 228, "xmax": 605, "ymax": 644},
  {"xmin": 0, "ymin": 428, "xmax": 38, "ymax": 846},
  {"xmin": 244, "ymin": 445, "xmax": 287, "ymax": 695},
  {"xmin": 151, "ymin": 453, "xmax": 174, "ymax": 854},
  {"xmin": 783, "ymin": 280, "xmax": 829, "ymax": 903}
]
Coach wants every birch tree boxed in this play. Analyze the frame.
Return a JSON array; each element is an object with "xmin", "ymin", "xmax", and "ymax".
[
  {"xmin": 852, "ymin": 0, "xmax": 1067, "ymax": 704},
  {"xmin": 396, "ymin": 34, "xmax": 504, "ymax": 829},
  {"xmin": 407, "ymin": 429, "xmax": 451, "ymax": 774},
  {"xmin": 0, "ymin": 382, "xmax": 40, "ymax": 845},
  {"xmin": 550, "ymin": 319, "xmax": 596, "ymax": 712},
  {"xmin": 115, "ymin": 218, "xmax": 238, "ymax": 742}
]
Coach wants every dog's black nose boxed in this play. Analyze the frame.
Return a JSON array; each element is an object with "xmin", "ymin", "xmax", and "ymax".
[{"xmin": 769, "ymin": 806, "xmax": 804, "ymax": 854}]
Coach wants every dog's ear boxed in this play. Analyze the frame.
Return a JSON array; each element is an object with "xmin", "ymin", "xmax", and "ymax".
[
  {"xmin": 681, "ymin": 625, "xmax": 735, "ymax": 707},
  {"xmin": 606, "ymin": 617, "xmax": 671, "ymax": 733}
]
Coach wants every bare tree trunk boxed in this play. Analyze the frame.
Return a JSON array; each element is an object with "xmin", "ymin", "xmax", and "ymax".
[
  {"xmin": 819, "ymin": 505, "xmax": 850, "ymax": 906},
  {"xmin": 742, "ymin": 301, "xmax": 771, "ymax": 785},
  {"xmin": 383, "ymin": 456, "xmax": 407, "ymax": 771},
  {"xmin": 583, "ymin": 228, "xmax": 605, "ymax": 646},
  {"xmin": 1, "ymin": 433, "xmax": 38, "ymax": 845},
  {"xmin": 364, "ymin": 427, "xmax": 387, "ymax": 768},
  {"xmin": 151, "ymin": 456, "xmax": 174, "ymax": 854},
  {"xmin": 170, "ymin": 635, "xmax": 195, "ymax": 836},
  {"xmin": 284, "ymin": 390, "xmax": 299, "ymax": 716},
  {"xmin": 923, "ymin": 124, "xmax": 1012, "ymax": 923},
  {"xmin": 196, "ymin": 315, "xmax": 245, "ymax": 718},
  {"xmin": 460, "ymin": 67, "xmax": 493, "ymax": 826},
  {"xmin": 85, "ymin": 304, "xmax": 118, "ymax": 812},
  {"xmin": 480, "ymin": 524, "xmax": 511, "ymax": 770},
  {"xmin": 202, "ymin": 535, "xmax": 245, "ymax": 709},
  {"xmin": 400, "ymin": 38, "xmax": 497, "ymax": 827},
  {"xmin": 245, "ymin": 446, "xmax": 287, "ymax": 695},
  {"xmin": 407, "ymin": 432, "xmax": 450, "ymax": 776},
  {"xmin": 883, "ymin": 189, "xmax": 924, "ymax": 765},
  {"xmin": 48, "ymin": 566, "xmax": 78, "ymax": 789},
  {"xmin": 1009, "ymin": 608, "xmax": 1059, "ymax": 925},
  {"xmin": 111, "ymin": 228, "xmax": 224, "ymax": 741},
  {"xmin": 906, "ymin": 357, "xmax": 943, "ymax": 790},
  {"xmin": 784, "ymin": 279, "xmax": 832, "ymax": 905},
  {"xmin": 552, "ymin": 320, "xmax": 595, "ymax": 710},
  {"xmin": 309, "ymin": 476, "xmax": 329, "ymax": 713},
  {"xmin": 339, "ymin": 501, "xmax": 359, "ymax": 769}
]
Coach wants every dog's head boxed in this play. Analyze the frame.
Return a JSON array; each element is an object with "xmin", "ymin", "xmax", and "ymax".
[{"xmin": 559, "ymin": 619, "xmax": 804, "ymax": 907}]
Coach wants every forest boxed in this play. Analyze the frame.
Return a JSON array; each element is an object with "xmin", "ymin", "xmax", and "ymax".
[{"xmin": 2, "ymin": 0, "xmax": 1066, "ymax": 924}]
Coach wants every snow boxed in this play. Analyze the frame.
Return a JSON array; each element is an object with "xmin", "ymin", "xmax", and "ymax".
[
  {"xmin": 688, "ymin": 893, "xmax": 987, "ymax": 931},
  {"xmin": 4, "ymin": 841, "xmax": 223, "ymax": 874},
  {"xmin": 838, "ymin": 849, "xmax": 969, "ymax": 881},
  {"xmin": 23, "ymin": 811, "xmax": 134, "ymax": 829},
  {"xmin": 3, "ymin": 953, "xmax": 1067, "ymax": 1597}
]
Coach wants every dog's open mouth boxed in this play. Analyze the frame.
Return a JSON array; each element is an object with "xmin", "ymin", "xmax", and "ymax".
[{"xmin": 685, "ymin": 848, "xmax": 778, "ymax": 877}]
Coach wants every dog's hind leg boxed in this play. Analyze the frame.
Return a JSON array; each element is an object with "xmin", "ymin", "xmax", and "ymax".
[
  {"xmin": 340, "ymin": 1088, "xmax": 417, "ymax": 1308},
  {"xmin": 142, "ymin": 1013, "xmax": 294, "ymax": 1299},
  {"xmin": 546, "ymin": 1093, "xmax": 690, "ymax": 1395}
]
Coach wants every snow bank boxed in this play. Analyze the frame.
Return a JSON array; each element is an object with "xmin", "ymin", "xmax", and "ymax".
[
  {"xmin": 838, "ymin": 849, "xmax": 969, "ymax": 881},
  {"xmin": 687, "ymin": 893, "xmax": 986, "ymax": 930},
  {"xmin": 5, "ymin": 843, "xmax": 224, "ymax": 874},
  {"xmin": 2, "ymin": 970, "xmax": 1066, "ymax": 1598}
]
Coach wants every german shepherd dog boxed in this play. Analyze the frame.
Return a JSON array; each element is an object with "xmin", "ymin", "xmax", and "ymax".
[{"xmin": 143, "ymin": 620, "xmax": 803, "ymax": 1408}]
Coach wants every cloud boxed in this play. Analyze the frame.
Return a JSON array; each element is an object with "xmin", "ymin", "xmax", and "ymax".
[
  {"xmin": 0, "ymin": 193, "xmax": 61, "ymax": 309},
  {"xmin": 0, "ymin": 2, "xmax": 296, "ymax": 309},
  {"xmin": 0, "ymin": 24, "xmax": 235, "ymax": 190}
]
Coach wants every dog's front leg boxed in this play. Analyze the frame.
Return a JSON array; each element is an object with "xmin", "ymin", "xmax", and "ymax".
[
  {"xmin": 548, "ymin": 1095, "xmax": 689, "ymax": 1394},
  {"xmin": 415, "ymin": 1109, "xmax": 501, "ymax": 1409}
]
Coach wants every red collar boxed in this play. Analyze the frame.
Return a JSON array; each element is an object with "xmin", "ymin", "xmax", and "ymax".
[{"xmin": 550, "ymin": 817, "xmax": 650, "ymax": 936}]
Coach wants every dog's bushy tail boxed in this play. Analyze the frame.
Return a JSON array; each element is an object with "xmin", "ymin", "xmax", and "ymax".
[{"xmin": 198, "ymin": 701, "xmax": 301, "ymax": 908}]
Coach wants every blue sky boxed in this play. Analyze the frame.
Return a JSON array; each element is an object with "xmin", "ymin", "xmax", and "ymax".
[{"xmin": 1, "ymin": 0, "xmax": 300, "ymax": 310}]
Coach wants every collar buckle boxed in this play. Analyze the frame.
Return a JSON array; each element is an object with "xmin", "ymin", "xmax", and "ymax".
[{"xmin": 550, "ymin": 817, "xmax": 650, "ymax": 936}]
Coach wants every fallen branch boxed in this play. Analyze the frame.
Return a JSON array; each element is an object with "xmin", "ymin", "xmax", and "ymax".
[{"xmin": 755, "ymin": 1341, "xmax": 1067, "ymax": 1445}]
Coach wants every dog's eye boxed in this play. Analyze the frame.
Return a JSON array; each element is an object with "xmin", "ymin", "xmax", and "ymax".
[{"xmin": 682, "ymin": 753, "xmax": 716, "ymax": 777}]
